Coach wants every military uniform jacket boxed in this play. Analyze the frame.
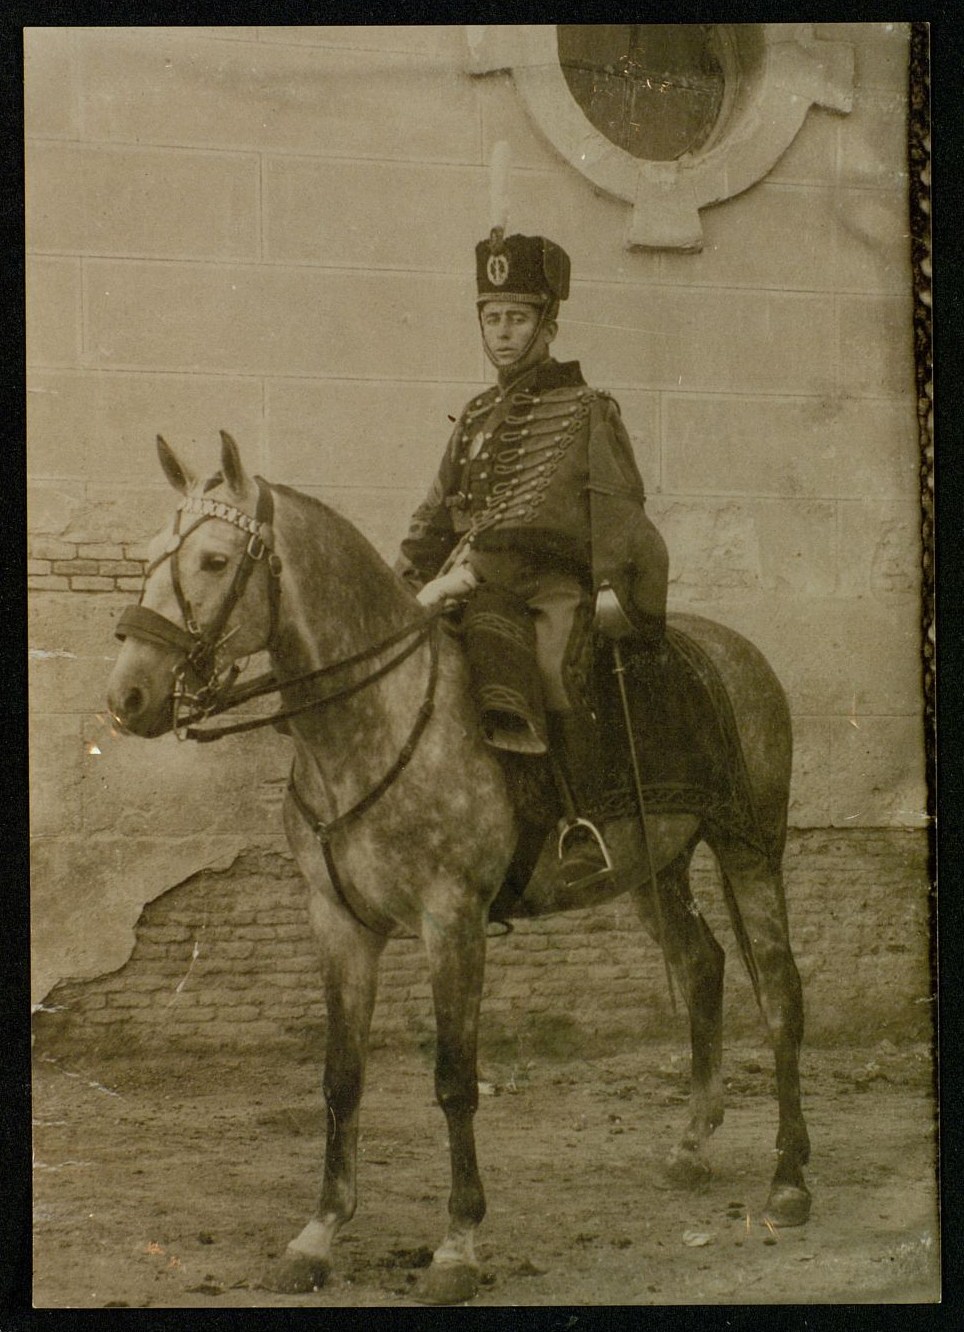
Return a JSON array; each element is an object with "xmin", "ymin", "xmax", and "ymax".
[{"xmin": 397, "ymin": 358, "xmax": 668, "ymax": 639}]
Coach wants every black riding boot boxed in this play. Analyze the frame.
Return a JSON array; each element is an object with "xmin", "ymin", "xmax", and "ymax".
[{"xmin": 548, "ymin": 711, "xmax": 615, "ymax": 891}]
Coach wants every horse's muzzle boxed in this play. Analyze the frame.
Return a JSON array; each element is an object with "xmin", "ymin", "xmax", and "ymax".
[
  {"xmin": 106, "ymin": 682, "xmax": 173, "ymax": 738},
  {"xmin": 106, "ymin": 640, "xmax": 182, "ymax": 739}
]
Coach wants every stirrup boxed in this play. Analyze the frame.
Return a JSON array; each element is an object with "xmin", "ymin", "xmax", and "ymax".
[
  {"xmin": 558, "ymin": 816, "xmax": 613, "ymax": 866},
  {"xmin": 557, "ymin": 816, "xmax": 614, "ymax": 889}
]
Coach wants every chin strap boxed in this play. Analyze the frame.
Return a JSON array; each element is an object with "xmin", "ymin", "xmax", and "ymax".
[{"xmin": 479, "ymin": 299, "xmax": 552, "ymax": 374}]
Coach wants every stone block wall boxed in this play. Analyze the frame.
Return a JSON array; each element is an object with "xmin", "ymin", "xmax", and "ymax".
[{"xmin": 27, "ymin": 25, "xmax": 931, "ymax": 1045}]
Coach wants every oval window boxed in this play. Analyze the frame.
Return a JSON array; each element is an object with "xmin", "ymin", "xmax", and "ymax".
[
  {"xmin": 557, "ymin": 24, "xmax": 732, "ymax": 162},
  {"xmin": 467, "ymin": 23, "xmax": 854, "ymax": 249}
]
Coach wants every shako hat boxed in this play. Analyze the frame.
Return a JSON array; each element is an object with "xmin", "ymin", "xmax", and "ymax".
[{"xmin": 475, "ymin": 231, "xmax": 571, "ymax": 307}]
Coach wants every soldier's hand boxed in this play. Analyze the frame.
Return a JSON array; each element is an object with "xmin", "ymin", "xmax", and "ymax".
[{"xmin": 416, "ymin": 563, "xmax": 479, "ymax": 608}]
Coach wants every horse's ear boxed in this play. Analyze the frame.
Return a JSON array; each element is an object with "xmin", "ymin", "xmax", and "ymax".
[
  {"xmin": 219, "ymin": 430, "xmax": 248, "ymax": 497},
  {"xmin": 156, "ymin": 435, "xmax": 195, "ymax": 495}
]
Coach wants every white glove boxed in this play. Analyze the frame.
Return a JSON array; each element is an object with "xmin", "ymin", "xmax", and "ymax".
[{"xmin": 416, "ymin": 562, "xmax": 479, "ymax": 608}]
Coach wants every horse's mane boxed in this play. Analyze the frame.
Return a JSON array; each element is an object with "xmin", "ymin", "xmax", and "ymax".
[
  {"xmin": 270, "ymin": 480, "xmax": 414, "ymax": 634},
  {"xmin": 271, "ymin": 481, "xmax": 390, "ymax": 571}
]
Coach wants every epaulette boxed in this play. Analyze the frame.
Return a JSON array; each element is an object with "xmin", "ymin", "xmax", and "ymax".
[{"xmin": 588, "ymin": 388, "xmax": 622, "ymax": 417}]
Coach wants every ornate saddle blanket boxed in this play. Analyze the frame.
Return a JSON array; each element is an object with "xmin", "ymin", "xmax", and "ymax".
[
  {"xmin": 588, "ymin": 626, "xmax": 763, "ymax": 850},
  {"xmin": 458, "ymin": 585, "xmax": 766, "ymax": 856}
]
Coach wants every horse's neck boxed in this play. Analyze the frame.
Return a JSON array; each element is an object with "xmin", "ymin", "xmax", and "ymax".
[
  {"xmin": 268, "ymin": 485, "xmax": 429, "ymax": 809},
  {"xmin": 271, "ymin": 484, "xmax": 413, "ymax": 666}
]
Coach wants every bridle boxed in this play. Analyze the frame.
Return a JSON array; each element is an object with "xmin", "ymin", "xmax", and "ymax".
[
  {"xmin": 114, "ymin": 477, "xmax": 445, "ymax": 936},
  {"xmin": 115, "ymin": 477, "xmax": 283, "ymax": 737},
  {"xmin": 114, "ymin": 476, "xmax": 444, "ymax": 743}
]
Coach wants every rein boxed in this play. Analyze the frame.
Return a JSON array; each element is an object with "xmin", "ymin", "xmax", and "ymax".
[
  {"xmin": 115, "ymin": 477, "xmax": 282, "ymax": 734},
  {"xmin": 115, "ymin": 476, "xmax": 445, "ymax": 741},
  {"xmin": 180, "ymin": 608, "xmax": 443, "ymax": 743},
  {"xmin": 287, "ymin": 627, "xmax": 441, "ymax": 936},
  {"xmin": 115, "ymin": 477, "xmax": 448, "ymax": 936}
]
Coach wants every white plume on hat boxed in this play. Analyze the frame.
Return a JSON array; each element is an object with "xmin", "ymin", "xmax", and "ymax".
[{"xmin": 488, "ymin": 140, "xmax": 511, "ymax": 246}]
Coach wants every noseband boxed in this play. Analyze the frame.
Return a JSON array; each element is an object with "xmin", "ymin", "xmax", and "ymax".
[
  {"xmin": 114, "ymin": 475, "xmax": 452, "ymax": 938},
  {"xmin": 115, "ymin": 478, "xmax": 282, "ymax": 734}
]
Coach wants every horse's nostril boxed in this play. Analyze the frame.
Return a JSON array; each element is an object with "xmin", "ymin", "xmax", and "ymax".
[{"xmin": 123, "ymin": 686, "xmax": 144, "ymax": 719}]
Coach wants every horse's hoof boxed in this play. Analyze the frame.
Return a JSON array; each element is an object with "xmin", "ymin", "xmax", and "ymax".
[
  {"xmin": 665, "ymin": 1144, "xmax": 712, "ymax": 1190},
  {"xmin": 414, "ymin": 1260, "xmax": 480, "ymax": 1305},
  {"xmin": 261, "ymin": 1247, "xmax": 331, "ymax": 1294},
  {"xmin": 763, "ymin": 1184, "xmax": 811, "ymax": 1228}
]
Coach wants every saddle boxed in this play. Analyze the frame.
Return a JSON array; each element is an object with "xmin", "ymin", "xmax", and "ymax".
[{"xmin": 458, "ymin": 584, "xmax": 766, "ymax": 905}]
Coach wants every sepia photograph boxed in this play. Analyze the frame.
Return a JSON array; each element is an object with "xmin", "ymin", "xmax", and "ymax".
[{"xmin": 26, "ymin": 23, "xmax": 936, "ymax": 1307}]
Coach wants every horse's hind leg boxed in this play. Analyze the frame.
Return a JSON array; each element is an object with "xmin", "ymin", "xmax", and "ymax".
[
  {"xmin": 633, "ymin": 842, "xmax": 725, "ymax": 1187},
  {"xmin": 711, "ymin": 833, "xmax": 811, "ymax": 1226},
  {"xmin": 415, "ymin": 895, "xmax": 488, "ymax": 1306},
  {"xmin": 266, "ymin": 895, "xmax": 385, "ymax": 1293}
]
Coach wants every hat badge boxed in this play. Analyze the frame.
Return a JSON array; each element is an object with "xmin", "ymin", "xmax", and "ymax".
[{"xmin": 486, "ymin": 252, "xmax": 509, "ymax": 287}]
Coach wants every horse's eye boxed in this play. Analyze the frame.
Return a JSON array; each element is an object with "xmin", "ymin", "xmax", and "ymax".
[{"xmin": 201, "ymin": 553, "xmax": 230, "ymax": 573}]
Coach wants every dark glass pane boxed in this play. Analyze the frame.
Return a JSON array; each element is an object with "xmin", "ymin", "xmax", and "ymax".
[{"xmin": 557, "ymin": 24, "xmax": 726, "ymax": 161}]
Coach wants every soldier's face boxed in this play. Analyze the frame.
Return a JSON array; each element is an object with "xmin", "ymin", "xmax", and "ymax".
[{"xmin": 480, "ymin": 301, "xmax": 554, "ymax": 370}]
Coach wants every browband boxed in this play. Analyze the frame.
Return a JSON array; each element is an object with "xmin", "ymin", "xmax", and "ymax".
[{"xmin": 178, "ymin": 494, "xmax": 274, "ymax": 555}]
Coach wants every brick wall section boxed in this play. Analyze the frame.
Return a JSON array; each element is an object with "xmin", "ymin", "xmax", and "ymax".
[
  {"xmin": 33, "ymin": 828, "xmax": 933, "ymax": 1056},
  {"xmin": 28, "ymin": 539, "xmax": 147, "ymax": 594}
]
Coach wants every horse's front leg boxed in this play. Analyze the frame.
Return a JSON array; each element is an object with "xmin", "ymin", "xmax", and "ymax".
[
  {"xmin": 265, "ymin": 891, "xmax": 385, "ymax": 1294},
  {"xmin": 415, "ymin": 895, "xmax": 488, "ymax": 1305}
]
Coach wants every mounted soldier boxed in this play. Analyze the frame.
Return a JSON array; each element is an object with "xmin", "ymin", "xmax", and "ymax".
[
  {"xmin": 106, "ymin": 168, "xmax": 808, "ymax": 1313},
  {"xmin": 108, "ymin": 429, "xmax": 807, "ymax": 1306},
  {"xmin": 395, "ymin": 225, "xmax": 669, "ymax": 891}
]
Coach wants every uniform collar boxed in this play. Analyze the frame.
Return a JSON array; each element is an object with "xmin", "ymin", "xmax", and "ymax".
[{"xmin": 498, "ymin": 357, "xmax": 586, "ymax": 394}]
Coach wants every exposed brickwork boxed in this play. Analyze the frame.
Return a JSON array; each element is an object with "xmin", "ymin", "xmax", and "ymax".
[
  {"xmin": 32, "ymin": 538, "xmax": 77, "ymax": 561},
  {"xmin": 33, "ymin": 829, "xmax": 933, "ymax": 1056},
  {"xmin": 29, "ymin": 537, "xmax": 147, "ymax": 593}
]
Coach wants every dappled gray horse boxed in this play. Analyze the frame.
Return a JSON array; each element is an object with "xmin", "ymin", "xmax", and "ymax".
[{"xmin": 107, "ymin": 432, "xmax": 810, "ymax": 1304}]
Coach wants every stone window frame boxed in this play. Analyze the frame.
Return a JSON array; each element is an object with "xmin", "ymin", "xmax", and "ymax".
[{"xmin": 466, "ymin": 24, "xmax": 855, "ymax": 251}]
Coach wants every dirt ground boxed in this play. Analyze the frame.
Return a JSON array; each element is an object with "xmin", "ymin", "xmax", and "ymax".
[{"xmin": 32, "ymin": 1036, "xmax": 940, "ymax": 1308}]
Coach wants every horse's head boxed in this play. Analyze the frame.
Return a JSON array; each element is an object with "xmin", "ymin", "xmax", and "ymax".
[{"xmin": 107, "ymin": 430, "xmax": 281, "ymax": 738}]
